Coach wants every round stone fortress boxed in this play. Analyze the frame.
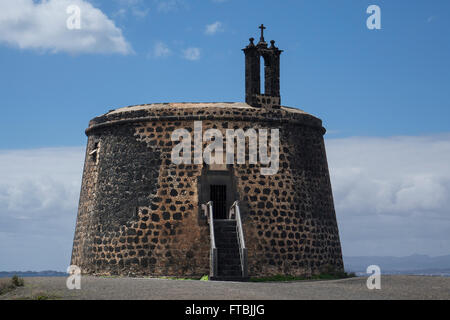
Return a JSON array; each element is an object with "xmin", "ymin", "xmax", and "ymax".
[{"xmin": 71, "ymin": 27, "xmax": 344, "ymax": 279}]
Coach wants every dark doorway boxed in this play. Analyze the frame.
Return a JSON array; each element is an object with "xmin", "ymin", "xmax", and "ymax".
[
  {"xmin": 210, "ymin": 185, "xmax": 227, "ymax": 219},
  {"xmin": 198, "ymin": 166, "xmax": 238, "ymax": 223}
]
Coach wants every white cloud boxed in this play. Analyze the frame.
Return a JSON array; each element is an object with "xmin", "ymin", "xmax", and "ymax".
[
  {"xmin": 326, "ymin": 134, "xmax": 450, "ymax": 257},
  {"xmin": 0, "ymin": 147, "xmax": 84, "ymax": 216},
  {"xmin": 113, "ymin": 8, "xmax": 128, "ymax": 19},
  {"xmin": 205, "ymin": 21, "xmax": 223, "ymax": 35},
  {"xmin": 0, "ymin": 0, "xmax": 133, "ymax": 55},
  {"xmin": 1, "ymin": 134, "xmax": 450, "ymax": 270},
  {"xmin": 117, "ymin": 0, "xmax": 142, "ymax": 5},
  {"xmin": 0, "ymin": 147, "xmax": 84, "ymax": 271},
  {"xmin": 131, "ymin": 7, "xmax": 150, "ymax": 18},
  {"xmin": 156, "ymin": 0, "xmax": 185, "ymax": 13},
  {"xmin": 427, "ymin": 16, "xmax": 436, "ymax": 23},
  {"xmin": 115, "ymin": 0, "xmax": 149, "ymax": 19},
  {"xmin": 150, "ymin": 41, "xmax": 171, "ymax": 58},
  {"xmin": 182, "ymin": 47, "xmax": 201, "ymax": 61}
]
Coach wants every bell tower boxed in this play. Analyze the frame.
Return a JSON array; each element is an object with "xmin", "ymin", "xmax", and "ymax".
[{"xmin": 243, "ymin": 24, "xmax": 283, "ymax": 109}]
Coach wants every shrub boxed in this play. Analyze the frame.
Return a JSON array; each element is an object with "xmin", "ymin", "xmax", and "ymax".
[
  {"xmin": 11, "ymin": 275, "xmax": 24, "ymax": 287},
  {"xmin": 0, "ymin": 275, "xmax": 25, "ymax": 295}
]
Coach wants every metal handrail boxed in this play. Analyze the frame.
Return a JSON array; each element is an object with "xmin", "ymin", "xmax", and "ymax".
[
  {"xmin": 229, "ymin": 201, "xmax": 248, "ymax": 278},
  {"xmin": 203, "ymin": 201, "xmax": 218, "ymax": 278}
]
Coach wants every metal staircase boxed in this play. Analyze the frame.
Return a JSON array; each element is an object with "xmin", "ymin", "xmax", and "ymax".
[{"xmin": 204, "ymin": 201, "xmax": 248, "ymax": 281}]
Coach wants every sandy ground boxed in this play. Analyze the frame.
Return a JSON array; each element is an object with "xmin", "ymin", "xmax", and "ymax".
[{"xmin": 0, "ymin": 275, "xmax": 449, "ymax": 300}]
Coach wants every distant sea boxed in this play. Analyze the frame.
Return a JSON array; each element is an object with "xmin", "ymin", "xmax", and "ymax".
[
  {"xmin": 0, "ymin": 271, "xmax": 67, "ymax": 278},
  {"xmin": 344, "ymin": 254, "xmax": 450, "ymax": 277},
  {"xmin": 1, "ymin": 270, "xmax": 448, "ymax": 278},
  {"xmin": 2, "ymin": 254, "xmax": 449, "ymax": 278},
  {"xmin": 352, "ymin": 270, "xmax": 450, "ymax": 277}
]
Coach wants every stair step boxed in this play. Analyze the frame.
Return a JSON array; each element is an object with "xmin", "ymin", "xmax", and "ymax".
[
  {"xmin": 216, "ymin": 237, "xmax": 238, "ymax": 241},
  {"xmin": 219, "ymin": 266, "xmax": 242, "ymax": 272},
  {"xmin": 219, "ymin": 255, "xmax": 240, "ymax": 260},
  {"xmin": 218, "ymin": 247, "xmax": 240, "ymax": 252},
  {"xmin": 219, "ymin": 263, "xmax": 240, "ymax": 268},
  {"xmin": 216, "ymin": 235, "xmax": 238, "ymax": 238},
  {"xmin": 217, "ymin": 246, "xmax": 239, "ymax": 250},
  {"xmin": 210, "ymin": 276, "xmax": 249, "ymax": 282},
  {"xmin": 217, "ymin": 246, "xmax": 239, "ymax": 251},
  {"xmin": 216, "ymin": 233, "xmax": 237, "ymax": 236},
  {"xmin": 217, "ymin": 248, "xmax": 239, "ymax": 252},
  {"xmin": 219, "ymin": 272, "xmax": 241, "ymax": 277},
  {"xmin": 216, "ymin": 238, "xmax": 238, "ymax": 241},
  {"xmin": 216, "ymin": 243, "xmax": 239, "ymax": 248},
  {"xmin": 219, "ymin": 268, "xmax": 242, "ymax": 273},
  {"xmin": 215, "ymin": 236, "xmax": 238, "ymax": 241},
  {"xmin": 215, "ymin": 231, "xmax": 237, "ymax": 235},
  {"xmin": 218, "ymin": 262, "xmax": 241, "ymax": 266},
  {"xmin": 211, "ymin": 218, "xmax": 247, "ymax": 280},
  {"xmin": 218, "ymin": 256, "xmax": 240, "ymax": 260},
  {"xmin": 216, "ymin": 242, "xmax": 239, "ymax": 247},
  {"xmin": 218, "ymin": 252, "xmax": 240, "ymax": 257},
  {"xmin": 215, "ymin": 230, "xmax": 237, "ymax": 234},
  {"xmin": 219, "ymin": 256, "xmax": 240, "ymax": 260},
  {"xmin": 218, "ymin": 254, "xmax": 240, "ymax": 259},
  {"xmin": 219, "ymin": 262, "xmax": 241, "ymax": 267},
  {"xmin": 219, "ymin": 274, "xmax": 242, "ymax": 278},
  {"xmin": 219, "ymin": 264, "xmax": 240, "ymax": 268},
  {"xmin": 219, "ymin": 272, "xmax": 242, "ymax": 277},
  {"xmin": 218, "ymin": 262, "xmax": 241, "ymax": 267}
]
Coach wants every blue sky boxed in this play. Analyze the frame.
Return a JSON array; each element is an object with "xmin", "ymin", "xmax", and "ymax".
[
  {"xmin": 0, "ymin": 0, "xmax": 449, "ymax": 149},
  {"xmin": 0, "ymin": 0, "xmax": 449, "ymax": 271}
]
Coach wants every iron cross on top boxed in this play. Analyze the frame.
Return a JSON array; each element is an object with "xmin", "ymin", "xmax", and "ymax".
[{"xmin": 259, "ymin": 24, "xmax": 266, "ymax": 42}]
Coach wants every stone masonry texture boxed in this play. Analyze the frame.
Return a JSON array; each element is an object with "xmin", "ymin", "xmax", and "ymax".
[{"xmin": 71, "ymin": 103, "xmax": 344, "ymax": 277}]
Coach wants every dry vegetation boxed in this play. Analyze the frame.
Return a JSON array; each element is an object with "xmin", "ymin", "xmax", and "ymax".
[{"xmin": 0, "ymin": 275, "xmax": 24, "ymax": 295}]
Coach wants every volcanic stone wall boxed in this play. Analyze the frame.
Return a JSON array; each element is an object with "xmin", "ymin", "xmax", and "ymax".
[{"xmin": 71, "ymin": 103, "xmax": 343, "ymax": 277}]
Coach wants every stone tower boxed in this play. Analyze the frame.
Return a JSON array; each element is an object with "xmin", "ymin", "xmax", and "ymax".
[
  {"xmin": 243, "ymin": 24, "xmax": 282, "ymax": 109},
  {"xmin": 71, "ymin": 26, "xmax": 344, "ymax": 279}
]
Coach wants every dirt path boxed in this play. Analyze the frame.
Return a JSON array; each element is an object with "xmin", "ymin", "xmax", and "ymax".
[{"xmin": 1, "ymin": 275, "xmax": 449, "ymax": 300}]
